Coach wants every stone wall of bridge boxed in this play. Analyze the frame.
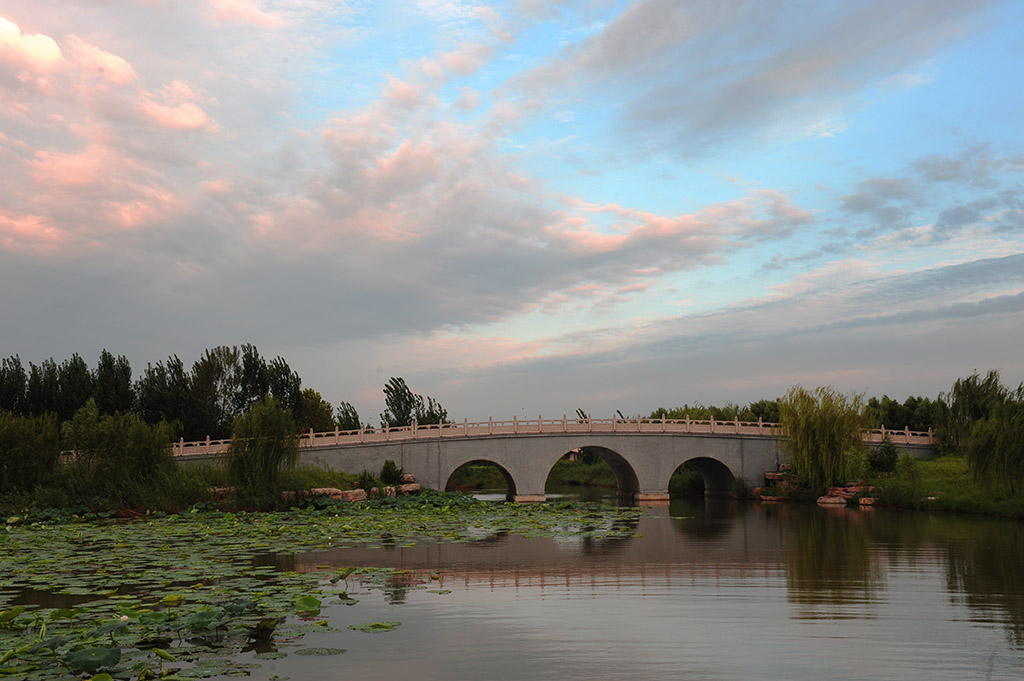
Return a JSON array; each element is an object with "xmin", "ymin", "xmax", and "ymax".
[{"xmin": 299, "ymin": 432, "xmax": 782, "ymax": 502}]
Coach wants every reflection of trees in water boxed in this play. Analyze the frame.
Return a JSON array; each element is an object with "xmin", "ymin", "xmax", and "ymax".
[
  {"xmin": 782, "ymin": 506, "xmax": 884, "ymax": 616},
  {"xmin": 944, "ymin": 521, "xmax": 1024, "ymax": 646}
]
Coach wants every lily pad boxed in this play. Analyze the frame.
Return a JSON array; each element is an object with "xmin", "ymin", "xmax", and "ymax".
[
  {"xmin": 65, "ymin": 646, "xmax": 121, "ymax": 674},
  {"xmin": 294, "ymin": 647, "xmax": 346, "ymax": 656},
  {"xmin": 348, "ymin": 621, "xmax": 402, "ymax": 633}
]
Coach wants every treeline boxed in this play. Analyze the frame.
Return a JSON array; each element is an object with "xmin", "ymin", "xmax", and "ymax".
[
  {"xmin": 647, "ymin": 394, "xmax": 945, "ymax": 433},
  {"xmin": 0, "ymin": 345, "xmax": 366, "ymax": 441}
]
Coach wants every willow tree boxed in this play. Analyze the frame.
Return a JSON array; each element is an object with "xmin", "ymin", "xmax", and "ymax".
[
  {"xmin": 779, "ymin": 385, "xmax": 866, "ymax": 490},
  {"xmin": 229, "ymin": 395, "xmax": 298, "ymax": 496}
]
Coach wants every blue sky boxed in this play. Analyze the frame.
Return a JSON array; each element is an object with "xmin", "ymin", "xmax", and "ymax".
[{"xmin": 1, "ymin": 0, "xmax": 1022, "ymax": 423}]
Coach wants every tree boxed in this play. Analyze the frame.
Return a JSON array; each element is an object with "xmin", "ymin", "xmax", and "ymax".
[
  {"xmin": 25, "ymin": 359, "xmax": 59, "ymax": 417},
  {"xmin": 94, "ymin": 349, "xmax": 134, "ymax": 415},
  {"xmin": 135, "ymin": 356, "xmax": 192, "ymax": 436},
  {"xmin": 57, "ymin": 353, "xmax": 94, "ymax": 422},
  {"xmin": 415, "ymin": 395, "xmax": 448, "ymax": 426},
  {"xmin": 942, "ymin": 370, "xmax": 1005, "ymax": 449},
  {"xmin": 229, "ymin": 395, "xmax": 298, "ymax": 496},
  {"xmin": 0, "ymin": 355, "xmax": 27, "ymax": 415},
  {"xmin": 266, "ymin": 356, "xmax": 301, "ymax": 414},
  {"xmin": 237, "ymin": 344, "xmax": 269, "ymax": 413},
  {"xmin": 778, "ymin": 385, "xmax": 866, "ymax": 491},
  {"xmin": 0, "ymin": 411, "xmax": 60, "ymax": 494},
  {"xmin": 190, "ymin": 346, "xmax": 242, "ymax": 439},
  {"xmin": 381, "ymin": 377, "xmax": 417, "ymax": 428},
  {"xmin": 336, "ymin": 401, "xmax": 361, "ymax": 431},
  {"xmin": 297, "ymin": 388, "xmax": 336, "ymax": 432}
]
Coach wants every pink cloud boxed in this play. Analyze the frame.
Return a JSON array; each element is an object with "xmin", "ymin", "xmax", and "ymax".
[
  {"xmin": 103, "ymin": 188, "xmax": 176, "ymax": 229},
  {"xmin": 141, "ymin": 80, "xmax": 212, "ymax": 130},
  {"xmin": 0, "ymin": 212, "xmax": 63, "ymax": 250},
  {"xmin": 0, "ymin": 17, "xmax": 65, "ymax": 73},
  {"xmin": 30, "ymin": 146, "xmax": 107, "ymax": 188},
  {"xmin": 201, "ymin": 179, "xmax": 230, "ymax": 194},
  {"xmin": 66, "ymin": 35, "xmax": 136, "ymax": 84},
  {"xmin": 209, "ymin": 0, "xmax": 283, "ymax": 28}
]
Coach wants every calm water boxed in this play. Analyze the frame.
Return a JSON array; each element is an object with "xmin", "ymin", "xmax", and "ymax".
[{"xmin": 246, "ymin": 494, "xmax": 1024, "ymax": 681}]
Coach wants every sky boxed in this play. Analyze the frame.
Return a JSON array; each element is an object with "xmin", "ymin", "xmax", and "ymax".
[{"xmin": 1, "ymin": 0, "xmax": 1023, "ymax": 424}]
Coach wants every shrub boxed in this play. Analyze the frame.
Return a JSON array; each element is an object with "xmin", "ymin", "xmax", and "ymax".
[
  {"xmin": 357, "ymin": 469, "xmax": 376, "ymax": 492},
  {"xmin": 868, "ymin": 436, "xmax": 900, "ymax": 474},
  {"xmin": 380, "ymin": 459, "xmax": 404, "ymax": 485}
]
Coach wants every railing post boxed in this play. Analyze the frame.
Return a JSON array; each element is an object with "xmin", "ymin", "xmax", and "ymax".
[
  {"xmin": 412, "ymin": 419, "xmax": 417, "ymax": 439},
  {"xmin": 734, "ymin": 417, "xmax": 739, "ymax": 433},
  {"xmin": 904, "ymin": 426, "xmax": 910, "ymax": 443},
  {"xmin": 513, "ymin": 415, "xmax": 518, "ymax": 434},
  {"xmin": 710, "ymin": 418, "xmax": 715, "ymax": 434},
  {"xmin": 179, "ymin": 437, "xmax": 184, "ymax": 456},
  {"xmin": 612, "ymin": 415, "xmax": 616, "ymax": 432},
  {"xmin": 464, "ymin": 417, "xmax": 468, "ymax": 437},
  {"xmin": 385, "ymin": 423, "xmax": 390, "ymax": 441},
  {"xmin": 637, "ymin": 416, "xmax": 641, "ymax": 432},
  {"xmin": 661, "ymin": 416, "xmax": 666, "ymax": 432},
  {"xmin": 587, "ymin": 416, "xmax": 592, "ymax": 432},
  {"xmin": 488, "ymin": 416, "xmax": 493, "ymax": 435},
  {"xmin": 309, "ymin": 428, "xmax": 314, "ymax": 447},
  {"xmin": 359, "ymin": 426, "xmax": 364, "ymax": 443},
  {"xmin": 685, "ymin": 415, "xmax": 690, "ymax": 433},
  {"xmin": 881, "ymin": 424, "xmax": 886, "ymax": 441},
  {"xmin": 562, "ymin": 414, "xmax": 567, "ymax": 431},
  {"xmin": 758, "ymin": 417, "xmax": 763, "ymax": 435},
  {"xmin": 928, "ymin": 427, "xmax": 933, "ymax": 444},
  {"xmin": 205, "ymin": 435, "xmax": 211, "ymax": 455},
  {"xmin": 334, "ymin": 427, "xmax": 339, "ymax": 444},
  {"xmin": 538, "ymin": 416, "xmax": 543, "ymax": 433}
]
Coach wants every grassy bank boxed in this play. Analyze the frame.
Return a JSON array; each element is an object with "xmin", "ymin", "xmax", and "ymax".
[
  {"xmin": 0, "ymin": 463, "xmax": 362, "ymax": 516},
  {"xmin": 869, "ymin": 455, "xmax": 1024, "ymax": 519}
]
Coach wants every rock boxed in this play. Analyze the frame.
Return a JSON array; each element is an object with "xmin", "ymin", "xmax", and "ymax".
[
  {"xmin": 311, "ymin": 487, "xmax": 345, "ymax": 499},
  {"xmin": 399, "ymin": 483, "xmax": 421, "ymax": 495},
  {"xmin": 210, "ymin": 486, "xmax": 236, "ymax": 500},
  {"xmin": 400, "ymin": 473, "xmax": 416, "ymax": 484},
  {"xmin": 758, "ymin": 496, "xmax": 783, "ymax": 503},
  {"xmin": 764, "ymin": 471, "xmax": 784, "ymax": 481},
  {"xmin": 858, "ymin": 497, "xmax": 875, "ymax": 506},
  {"xmin": 341, "ymin": 489, "xmax": 367, "ymax": 502},
  {"xmin": 816, "ymin": 495, "xmax": 848, "ymax": 506}
]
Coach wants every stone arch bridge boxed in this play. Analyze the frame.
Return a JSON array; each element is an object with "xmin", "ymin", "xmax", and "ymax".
[{"xmin": 174, "ymin": 416, "xmax": 936, "ymax": 502}]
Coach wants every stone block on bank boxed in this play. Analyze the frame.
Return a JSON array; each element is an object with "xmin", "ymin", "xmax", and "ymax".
[
  {"xmin": 401, "ymin": 473, "xmax": 417, "ymax": 484},
  {"xmin": 858, "ymin": 497, "xmax": 875, "ymax": 506},
  {"xmin": 816, "ymin": 495, "xmax": 848, "ymax": 506},
  {"xmin": 399, "ymin": 483, "xmax": 422, "ymax": 495}
]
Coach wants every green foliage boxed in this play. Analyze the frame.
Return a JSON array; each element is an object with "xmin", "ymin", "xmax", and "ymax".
[
  {"xmin": 380, "ymin": 377, "xmax": 448, "ymax": 427},
  {"xmin": 61, "ymin": 399, "xmax": 175, "ymax": 502},
  {"xmin": 298, "ymin": 388, "xmax": 336, "ymax": 432},
  {"xmin": 649, "ymin": 398, "xmax": 781, "ymax": 423},
  {"xmin": 778, "ymin": 385, "xmax": 866, "ymax": 491},
  {"xmin": 336, "ymin": 401, "xmax": 361, "ymax": 431},
  {"xmin": 93, "ymin": 349, "xmax": 134, "ymax": 415},
  {"xmin": 0, "ymin": 355, "xmax": 27, "ymax": 414},
  {"xmin": 868, "ymin": 436, "xmax": 900, "ymax": 474},
  {"xmin": 0, "ymin": 411, "xmax": 60, "ymax": 494},
  {"xmin": 864, "ymin": 394, "xmax": 943, "ymax": 432},
  {"xmin": 942, "ymin": 370, "xmax": 1005, "ymax": 449},
  {"xmin": 357, "ymin": 469, "xmax": 377, "ymax": 492},
  {"xmin": 667, "ymin": 462, "xmax": 705, "ymax": 498},
  {"xmin": 228, "ymin": 396, "xmax": 298, "ymax": 497},
  {"xmin": 379, "ymin": 459, "xmax": 404, "ymax": 486},
  {"xmin": 381, "ymin": 377, "xmax": 417, "ymax": 427}
]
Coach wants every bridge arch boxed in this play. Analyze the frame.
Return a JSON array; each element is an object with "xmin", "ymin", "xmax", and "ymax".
[
  {"xmin": 544, "ymin": 445, "xmax": 641, "ymax": 500},
  {"xmin": 670, "ymin": 457, "xmax": 736, "ymax": 498},
  {"xmin": 444, "ymin": 459, "xmax": 518, "ymax": 501}
]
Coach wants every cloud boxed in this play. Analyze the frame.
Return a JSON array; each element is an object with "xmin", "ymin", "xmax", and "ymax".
[
  {"xmin": 66, "ymin": 35, "xmax": 136, "ymax": 84},
  {"xmin": 508, "ymin": 0, "xmax": 992, "ymax": 156},
  {"xmin": 0, "ymin": 16, "xmax": 64, "ymax": 73},
  {"xmin": 209, "ymin": 0, "xmax": 283, "ymax": 28}
]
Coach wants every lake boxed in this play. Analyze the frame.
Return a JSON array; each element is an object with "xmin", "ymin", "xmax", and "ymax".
[
  {"xmin": 4, "ymin": 494, "xmax": 1023, "ymax": 680},
  {"xmin": 255, "ymin": 494, "xmax": 1024, "ymax": 681}
]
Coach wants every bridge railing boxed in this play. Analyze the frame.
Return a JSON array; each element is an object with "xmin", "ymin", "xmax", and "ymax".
[{"xmin": 171, "ymin": 415, "xmax": 935, "ymax": 457}]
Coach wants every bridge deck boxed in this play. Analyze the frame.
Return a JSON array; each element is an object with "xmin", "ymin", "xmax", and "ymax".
[{"xmin": 172, "ymin": 416, "xmax": 935, "ymax": 457}]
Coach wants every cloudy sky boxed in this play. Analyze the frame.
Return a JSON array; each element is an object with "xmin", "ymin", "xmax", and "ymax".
[{"xmin": 2, "ymin": 0, "xmax": 1023, "ymax": 423}]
